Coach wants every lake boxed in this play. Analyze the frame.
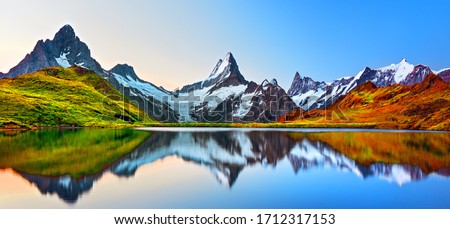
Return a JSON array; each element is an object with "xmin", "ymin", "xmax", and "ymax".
[{"xmin": 0, "ymin": 128, "xmax": 449, "ymax": 208}]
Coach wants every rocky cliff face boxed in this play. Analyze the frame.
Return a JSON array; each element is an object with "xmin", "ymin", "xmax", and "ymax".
[{"xmin": 241, "ymin": 79, "xmax": 297, "ymax": 122}]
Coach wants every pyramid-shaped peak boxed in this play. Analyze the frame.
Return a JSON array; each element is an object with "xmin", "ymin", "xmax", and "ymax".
[
  {"xmin": 208, "ymin": 52, "xmax": 239, "ymax": 79},
  {"xmin": 53, "ymin": 24, "xmax": 76, "ymax": 41},
  {"xmin": 223, "ymin": 52, "xmax": 237, "ymax": 66},
  {"xmin": 292, "ymin": 71, "xmax": 302, "ymax": 81},
  {"xmin": 394, "ymin": 58, "xmax": 412, "ymax": 68}
]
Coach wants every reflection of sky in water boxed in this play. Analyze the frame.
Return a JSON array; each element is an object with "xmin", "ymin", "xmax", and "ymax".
[{"xmin": 0, "ymin": 129, "xmax": 449, "ymax": 208}]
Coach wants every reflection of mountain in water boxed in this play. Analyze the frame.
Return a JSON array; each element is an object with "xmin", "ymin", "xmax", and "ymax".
[
  {"xmin": 19, "ymin": 173, "xmax": 100, "ymax": 203},
  {"xmin": 287, "ymin": 139, "xmax": 426, "ymax": 184},
  {"xmin": 17, "ymin": 130, "xmax": 450, "ymax": 203}
]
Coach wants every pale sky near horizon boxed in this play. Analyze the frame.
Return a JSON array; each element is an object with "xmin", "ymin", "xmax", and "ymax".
[{"xmin": 0, "ymin": 0, "xmax": 449, "ymax": 90}]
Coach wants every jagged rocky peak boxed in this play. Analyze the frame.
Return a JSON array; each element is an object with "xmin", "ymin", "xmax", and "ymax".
[
  {"xmin": 110, "ymin": 63, "xmax": 139, "ymax": 81},
  {"xmin": 208, "ymin": 52, "xmax": 239, "ymax": 79},
  {"xmin": 288, "ymin": 71, "xmax": 325, "ymax": 96},
  {"xmin": 0, "ymin": 24, "xmax": 106, "ymax": 79},
  {"xmin": 53, "ymin": 24, "xmax": 76, "ymax": 41},
  {"xmin": 224, "ymin": 52, "xmax": 238, "ymax": 66},
  {"xmin": 179, "ymin": 52, "xmax": 248, "ymax": 94},
  {"xmin": 51, "ymin": 24, "xmax": 89, "ymax": 58}
]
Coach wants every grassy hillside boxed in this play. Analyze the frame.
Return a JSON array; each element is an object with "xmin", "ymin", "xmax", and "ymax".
[
  {"xmin": 278, "ymin": 74, "xmax": 450, "ymax": 130},
  {"xmin": 0, "ymin": 66, "xmax": 155, "ymax": 128}
]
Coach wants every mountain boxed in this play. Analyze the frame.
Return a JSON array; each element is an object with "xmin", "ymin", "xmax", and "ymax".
[
  {"xmin": 288, "ymin": 59, "xmax": 448, "ymax": 110},
  {"xmin": 174, "ymin": 52, "xmax": 249, "ymax": 121},
  {"xmin": 176, "ymin": 52, "xmax": 296, "ymax": 122},
  {"xmin": 241, "ymin": 78, "xmax": 297, "ymax": 122},
  {"xmin": 2, "ymin": 25, "xmax": 447, "ymax": 124},
  {"xmin": 0, "ymin": 25, "xmax": 104, "ymax": 78},
  {"xmin": 280, "ymin": 73, "xmax": 450, "ymax": 130},
  {"xmin": 287, "ymin": 72, "xmax": 328, "ymax": 110},
  {"xmin": 108, "ymin": 63, "xmax": 178, "ymax": 122},
  {"xmin": 178, "ymin": 52, "xmax": 248, "ymax": 93},
  {"xmin": 0, "ymin": 66, "xmax": 154, "ymax": 128},
  {"xmin": 0, "ymin": 25, "xmax": 178, "ymax": 122}
]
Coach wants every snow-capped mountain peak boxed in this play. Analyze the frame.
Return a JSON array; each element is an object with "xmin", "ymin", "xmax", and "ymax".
[
  {"xmin": 178, "ymin": 52, "xmax": 247, "ymax": 94},
  {"xmin": 207, "ymin": 52, "xmax": 238, "ymax": 80},
  {"xmin": 288, "ymin": 58, "xmax": 441, "ymax": 111},
  {"xmin": 287, "ymin": 71, "xmax": 327, "ymax": 96},
  {"xmin": 378, "ymin": 58, "xmax": 415, "ymax": 83}
]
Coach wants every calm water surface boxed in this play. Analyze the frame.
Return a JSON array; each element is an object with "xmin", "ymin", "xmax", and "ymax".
[{"xmin": 0, "ymin": 128, "xmax": 449, "ymax": 208}]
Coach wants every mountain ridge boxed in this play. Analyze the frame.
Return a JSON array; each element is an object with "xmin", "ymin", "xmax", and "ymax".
[
  {"xmin": 279, "ymin": 73, "xmax": 450, "ymax": 130},
  {"xmin": 1, "ymin": 24, "xmax": 448, "ymax": 125},
  {"xmin": 288, "ymin": 59, "xmax": 449, "ymax": 111}
]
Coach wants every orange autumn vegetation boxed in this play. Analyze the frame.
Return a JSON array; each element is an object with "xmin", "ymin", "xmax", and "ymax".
[
  {"xmin": 278, "ymin": 74, "xmax": 450, "ymax": 130},
  {"xmin": 288, "ymin": 132, "xmax": 450, "ymax": 174}
]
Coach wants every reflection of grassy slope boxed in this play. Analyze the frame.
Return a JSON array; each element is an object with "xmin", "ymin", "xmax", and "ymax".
[
  {"xmin": 0, "ymin": 129, "xmax": 151, "ymax": 178},
  {"xmin": 0, "ymin": 66, "xmax": 154, "ymax": 128},
  {"xmin": 288, "ymin": 132, "xmax": 450, "ymax": 173},
  {"xmin": 279, "ymin": 74, "xmax": 450, "ymax": 130}
]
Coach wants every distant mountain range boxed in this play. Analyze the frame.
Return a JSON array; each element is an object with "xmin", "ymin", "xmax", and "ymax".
[
  {"xmin": 1, "ymin": 25, "xmax": 449, "ymax": 125},
  {"xmin": 280, "ymin": 74, "xmax": 450, "ymax": 130},
  {"xmin": 288, "ymin": 59, "xmax": 450, "ymax": 110}
]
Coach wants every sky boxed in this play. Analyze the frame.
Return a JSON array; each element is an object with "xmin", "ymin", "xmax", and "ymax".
[{"xmin": 0, "ymin": 0, "xmax": 449, "ymax": 90}]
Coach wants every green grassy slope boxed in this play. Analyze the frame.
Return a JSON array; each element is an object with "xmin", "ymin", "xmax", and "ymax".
[{"xmin": 0, "ymin": 66, "xmax": 155, "ymax": 128}]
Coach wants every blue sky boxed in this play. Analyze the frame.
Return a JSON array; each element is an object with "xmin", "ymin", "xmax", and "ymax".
[{"xmin": 0, "ymin": 0, "xmax": 449, "ymax": 89}]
